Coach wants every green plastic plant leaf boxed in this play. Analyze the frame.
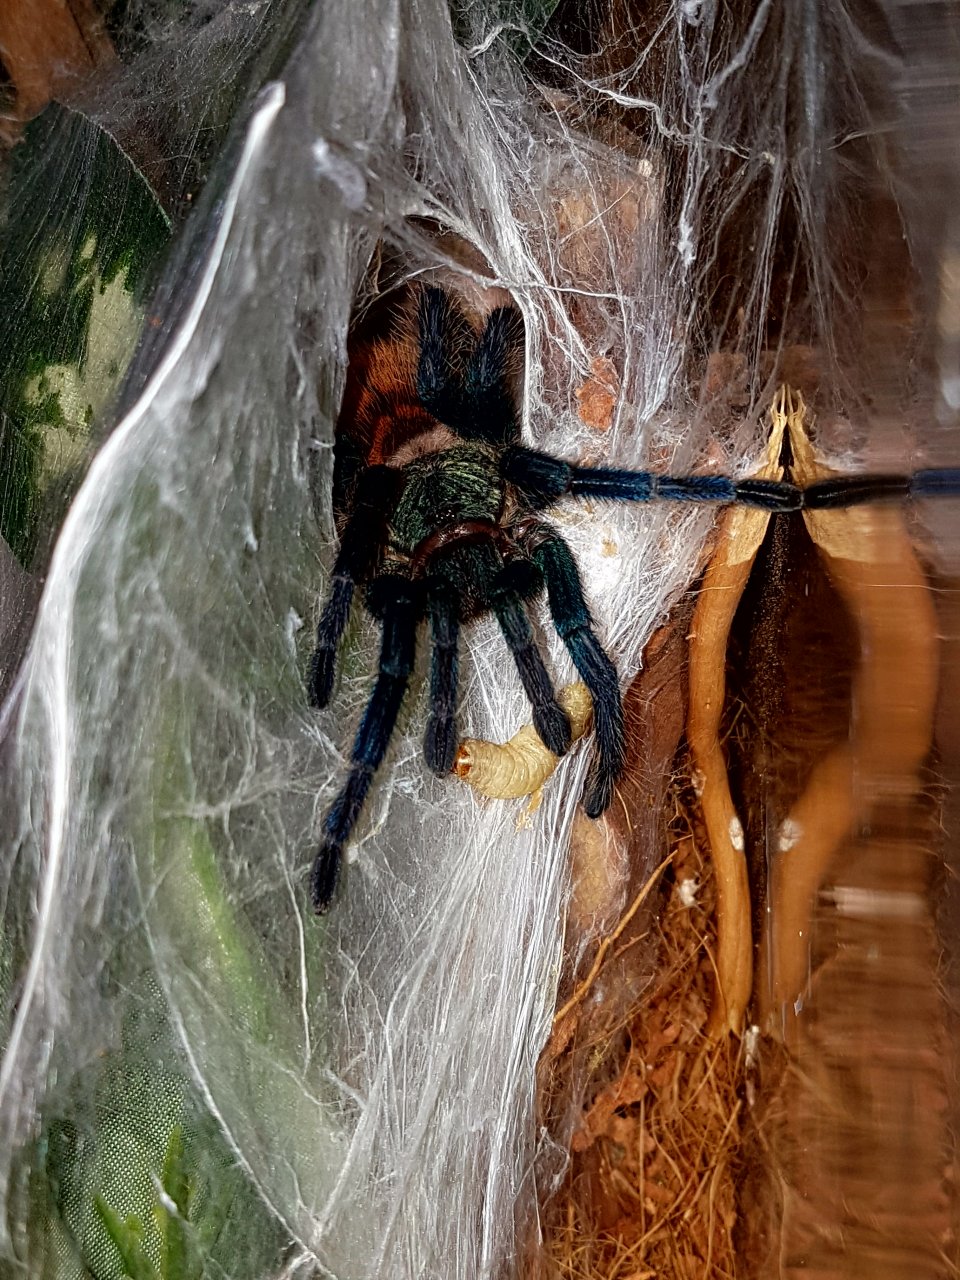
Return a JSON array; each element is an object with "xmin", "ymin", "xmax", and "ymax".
[
  {"xmin": 34, "ymin": 1033, "xmax": 289, "ymax": 1280},
  {"xmin": 93, "ymin": 1125, "xmax": 206, "ymax": 1280},
  {"xmin": 159, "ymin": 1127, "xmax": 194, "ymax": 1280},
  {"xmin": 0, "ymin": 102, "xmax": 171, "ymax": 564},
  {"xmin": 93, "ymin": 1197, "xmax": 159, "ymax": 1280}
]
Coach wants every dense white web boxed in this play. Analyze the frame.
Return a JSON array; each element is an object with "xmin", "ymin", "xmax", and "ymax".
[{"xmin": 1, "ymin": 0, "xmax": 957, "ymax": 1276}]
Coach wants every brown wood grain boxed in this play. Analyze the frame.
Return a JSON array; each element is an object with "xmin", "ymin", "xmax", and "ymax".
[{"xmin": 0, "ymin": 0, "xmax": 112, "ymax": 120}]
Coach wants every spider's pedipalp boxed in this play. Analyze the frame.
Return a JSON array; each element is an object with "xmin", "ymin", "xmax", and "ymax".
[
  {"xmin": 424, "ymin": 593, "xmax": 460, "ymax": 775},
  {"xmin": 308, "ymin": 464, "xmax": 401, "ymax": 707},
  {"xmin": 532, "ymin": 532, "xmax": 625, "ymax": 816},
  {"xmin": 491, "ymin": 580, "xmax": 571, "ymax": 759},
  {"xmin": 312, "ymin": 575, "xmax": 422, "ymax": 913}
]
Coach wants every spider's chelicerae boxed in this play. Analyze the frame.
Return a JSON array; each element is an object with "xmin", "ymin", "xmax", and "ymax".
[{"xmin": 308, "ymin": 282, "xmax": 960, "ymax": 913}]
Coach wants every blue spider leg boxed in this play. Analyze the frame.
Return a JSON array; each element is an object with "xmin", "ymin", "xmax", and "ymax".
[
  {"xmin": 491, "ymin": 562, "xmax": 572, "ymax": 758},
  {"xmin": 459, "ymin": 305, "xmax": 524, "ymax": 446},
  {"xmin": 530, "ymin": 532, "xmax": 625, "ymax": 818},
  {"xmin": 501, "ymin": 446, "xmax": 802, "ymax": 512},
  {"xmin": 423, "ymin": 591, "xmax": 460, "ymax": 775},
  {"xmin": 311, "ymin": 574, "xmax": 421, "ymax": 913},
  {"xmin": 803, "ymin": 468, "xmax": 960, "ymax": 508},
  {"xmin": 307, "ymin": 464, "xmax": 401, "ymax": 708},
  {"xmin": 913, "ymin": 467, "xmax": 960, "ymax": 497}
]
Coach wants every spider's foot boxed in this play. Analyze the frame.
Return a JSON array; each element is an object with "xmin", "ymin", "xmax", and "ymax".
[
  {"xmin": 535, "ymin": 703, "xmax": 572, "ymax": 758},
  {"xmin": 582, "ymin": 767, "xmax": 616, "ymax": 819},
  {"xmin": 311, "ymin": 840, "xmax": 342, "ymax": 914},
  {"xmin": 307, "ymin": 647, "xmax": 336, "ymax": 708},
  {"xmin": 424, "ymin": 714, "xmax": 458, "ymax": 775}
]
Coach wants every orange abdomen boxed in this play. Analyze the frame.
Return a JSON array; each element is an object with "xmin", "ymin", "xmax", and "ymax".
[{"xmin": 339, "ymin": 331, "xmax": 438, "ymax": 466}]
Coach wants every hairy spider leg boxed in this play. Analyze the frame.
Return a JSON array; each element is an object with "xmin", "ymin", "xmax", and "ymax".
[
  {"xmin": 459, "ymin": 304, "xmax": 524, "ymax": 446},
  {"xmin": 308, "ymin": 464, "xmax": 401, "ymax": 708},
  {"xmin": 311, "ymin": 574, "xmax": 421, "ymax": 913},
  {"xmin": 531, "ymin": 532, "xmax": 625, "ymax": 817},
  {"xmin": 803, "ymin": 468, "xmax": 960, "ymax": 508},
  {"xmin": 415, "ymin": 285, "xmax": 473, "ymax": 428},
  {"xmin": 423, "ymin": 593, "xmax": 460, "ymax": 775},
  {"xmin": 500, "ymin": 446, "xmax": 803, "ymax": 512},
  {"xmin": 503, "ymin": 446, "xmax": 960, "ymax": 513},
  {"xmin": 416, "ymin": 286, "xmax": 524, "ymax": 447},
  {"xmin": 912, "ymin": 467, "xmax": 960, "ymax": 497},
  {"xmin": 491, "ymin": 561, "xmax": 572, "ymax": 757}
]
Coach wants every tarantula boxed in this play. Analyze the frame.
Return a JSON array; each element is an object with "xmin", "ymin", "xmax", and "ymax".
[
  {"xmin": 307, "ymin": 276, "xmax": 960, "ymax": 912},
  {"xmin": 306, "ymin": 282, "xmax": 804, "ymax": 912}
]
